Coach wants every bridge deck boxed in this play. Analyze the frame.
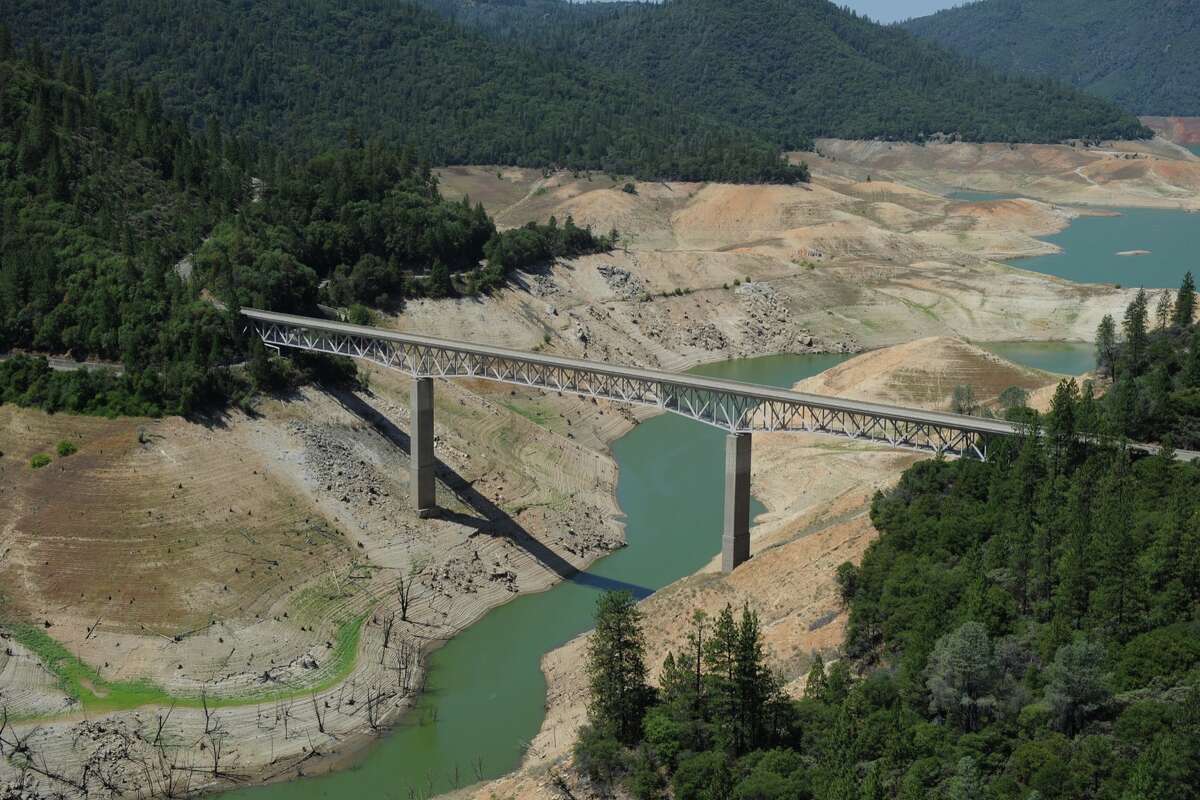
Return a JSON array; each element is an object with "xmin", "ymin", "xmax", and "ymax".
[{"xmin": 240, "ymin": 308, "xmax": 1195, "ymax": 462}]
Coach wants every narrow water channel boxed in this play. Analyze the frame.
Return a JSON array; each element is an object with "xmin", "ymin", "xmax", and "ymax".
[{"xmin": 221, "ymin": 353, "xmax": 851, "ymax": 800}]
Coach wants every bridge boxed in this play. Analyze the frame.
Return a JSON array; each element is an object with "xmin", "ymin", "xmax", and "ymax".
[{"xmin": 240, "ymin": 308, "xmax": 1180, "ymax": 572}]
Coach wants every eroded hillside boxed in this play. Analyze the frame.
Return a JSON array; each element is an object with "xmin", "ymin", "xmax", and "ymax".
[{"xmin": 2, "ymin": 139, "xmax": 1163, "ymax": 796}]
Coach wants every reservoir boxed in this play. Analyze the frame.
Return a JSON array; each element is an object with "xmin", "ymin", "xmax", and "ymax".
[
  {"xmin": 948, "ymin": 188, "xmax": 1196, "ymax": 291},
  {"xmin": 1008, "ymin": 206, "xmax": 1197, "ymax": 290},
  {"xmin": 978, "ymin": 341, "xmax": 1095, "ymax": 376},
  {"xmin": 220, "ymin": 353, "xmax": 850, "ymax": 800}
]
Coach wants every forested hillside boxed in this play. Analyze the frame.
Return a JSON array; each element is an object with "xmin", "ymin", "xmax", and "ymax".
[
  {"xmin": 0, "ymin": 38, "xmax": 252, "ymax": 415},
  {"xmin": 416, "ymin": 0, "xmax": 1150, "ymax": 145},
  {"xmin": 905, "ymin": 0, "xmax": 1200, "ymax": 117},
  {"xmin": 0, "ymin": 40, "xmax": 613, "ymax": 416},
  {"xmin": 577, "ymin": 290, "xmax": 1200, "ymax": 799},
  {"xmin": 0, "ymin": 0, "xmax": 803, "ymax": 183},
  {"xmin": 5, "ymin": 0, "xmax": 1151, "ymax": 182}
]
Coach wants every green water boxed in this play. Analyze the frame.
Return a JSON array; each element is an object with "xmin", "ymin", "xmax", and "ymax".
[
  {"xmin": 221, "ymin": 353, "xmax": 849, "ymax": 800},
  {"xmin": 1009, "ymin": 207, "xmax": 1198, "ymax": 289},
  {"xmin": 1189, "ymin": 145, "xmax": 1200, "ymax": 158},
  {"xmin": 946, "ymin": 188, "xmax": 1197, "ymax": 291},
  {"xmin": 978, "ymin": 341, "xmax": 1095, "ymax": 376}
]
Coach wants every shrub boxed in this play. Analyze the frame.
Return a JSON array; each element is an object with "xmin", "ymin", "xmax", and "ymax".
[
  {"xmin": 347, "ymin": 304, "xmax": 373, "ymax": 326},
  {"xmin": 30, "ymin": 453, "xmax": 51, "ymax": 469},
  {"xmin": 624, "ymin": 746, "xmax": 666, "ymax": 799},
  {"xmin": 673, "ymin": 751, "xmax": 733, "ymax": 800},
  {"xmin": 574, "ymin": 724, "xmax": 627, "ymax": 783},
  {"xmin": 834, "ymin": 561, "xmax": 858, "ymax": 605},
  {"xmin": 56, "ymin": 441, "xmax": 78, "ymax": 457}
]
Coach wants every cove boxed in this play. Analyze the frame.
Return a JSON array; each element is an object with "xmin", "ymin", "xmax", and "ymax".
[
  {"xmin": 219, "ymin": 353, "xmax": 850, "ymax": 800},
  {"xmin": 1008, "ymin": 206, "xmax": 1198, "ymax": 290},
  {"xmin": 978, "ymin": 341, "xmax": 1095, "ymax": 376}
]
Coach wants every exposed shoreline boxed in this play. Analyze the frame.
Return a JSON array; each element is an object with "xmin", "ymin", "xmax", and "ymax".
[{"xmin": 6, "ymin": 136, "xmax": 1199, "ymax": 798}]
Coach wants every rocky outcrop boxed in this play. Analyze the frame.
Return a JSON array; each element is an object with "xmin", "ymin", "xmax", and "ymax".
[
  {"xmin": 596, "ymin": 264, "xmax": 649, "ymax": 302},
  {"xmin": 737, "ymin": 282, "xmax": 858, "ymax": 356}
]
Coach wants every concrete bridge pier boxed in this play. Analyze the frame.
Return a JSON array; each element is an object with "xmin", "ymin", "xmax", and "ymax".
[
  {"xmin": 722, "ymin": 432, "xmax": 752, "ymax": 573},
  {"xmin": 411, "ymin": 376, "xmax": 437, "ymax": 518}
]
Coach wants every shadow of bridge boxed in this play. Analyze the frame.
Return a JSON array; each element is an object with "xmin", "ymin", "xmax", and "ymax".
[{"xmin": 324, "ymin": 386, "xmax": 653, "ymax": 600}]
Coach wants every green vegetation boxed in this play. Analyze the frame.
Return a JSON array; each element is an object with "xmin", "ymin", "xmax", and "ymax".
[
  {"xmin": 1091, "ymin": 274, "xmax": 1200, "ymax": 448},
  {"xmin": 416, "ymin": 0, "xmax": 1148, "ymax": 145},
  {"xmin": 3, "ymin": 614, "xmax": 367, "ymax": 718},
  {"xmin": 7, "ymin": 622, "xmax": 172, "ymax": 715},
  {"xmin": 0, "ymin": 45, "xmax": 250, "ymax": 416},
  {"xmin": 905, "ymin": 0, "xmax": 1200, "ymax": 116},
  {"xmin": 0, "ymin": 44, "xmax": 613, "ymax": 418},
  {"xmin": 582, "ymin": 591, "xmax": 653, "ymax": 746},
  {"xmin": 55, "ymin": 440, "xmax": 76, "ymax": 457},
  {"xmin": 28, "ymin": 453, "xmax": 50, "ymax": 469},
  {"xmin": 576, "ymin": 312, "xmax": 1200, "ymax": 799},
  {"xmin": 0, "ymin": 5, "xmax": 803, "ymax": 184}
]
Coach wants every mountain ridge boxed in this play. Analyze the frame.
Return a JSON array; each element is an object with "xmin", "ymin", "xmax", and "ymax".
[
  {"xmin": 3, "ymin": 0, "xmax": 1151, "ymax": 183},
  {"xmin": 414, "ymin": 0, "xmax": 1151, "ymax": 144},
  {"xmin": 904, "ymin": 0, "xmax": 1200, "ymax": 116}
]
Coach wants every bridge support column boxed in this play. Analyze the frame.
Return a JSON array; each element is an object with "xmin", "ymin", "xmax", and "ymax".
[
  {"xmin": 722, "ymin": 432, "xmax": 752, "ymax": 573},
  {"xmin": 411, "ymin": 377, "xmax": 437, "ymax": 518}
]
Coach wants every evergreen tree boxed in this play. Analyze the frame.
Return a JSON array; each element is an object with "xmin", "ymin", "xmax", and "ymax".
[
  {"xmin": 805, "ymin": 653, "xmax": 828, "ymax": 700},
  {"xmin": 1155, "ymin": 290, "xmax": 1174, "ymax": 331},
  {"xmin": 1175, "ymin": 271, "xmax": 1197, "ymax": 328},
  {"xmin": 1043, "ymin": 637, "xmax": 1111, "ymax": 736},
  {"xmin": 1122, "ymin": 289, "xmax": 1150, "ymax": 376},
  {"xmin": 947, "ymin": 756, "xmax": 985, "ymax": 800},
  {"xmin": 925, "ymin": 622, "xmax": 997, "ymax": 732},
  {"xmin": 703, "ymin": 604, "xmax": 740, "ymax": 752},
  {"xmin": 1095, "ymin": 313, "xmax": 1118, "ymax": 379},
  {"xmin": 426, "ymin": 260, "xmax": 453, "ymax": 299},
  {"xmin": 586, "ymin": 591, "xmax": 650, "ymax": 744}
]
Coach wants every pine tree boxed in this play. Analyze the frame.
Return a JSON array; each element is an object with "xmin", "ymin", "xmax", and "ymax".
[
  {"xmin": 734, "ymin": 605, "xmax": 773, "ymax": 752},
  {"xmin": 1185, "ymin": 328, "xmax": 1200, "ymax": 389},
  {"xmin": 947, "ymin": 756, "xmax": 985, "ymax": 800},
  {"xmin": 1175, "ymin": 271, "xmax": 1197, "ymax": 328},
  {"xmin": 804, "ymin": 652, "xmax": 827, "ymax": 700},
  {"xmin": 427, "ymin": 260, "xmax": 453, "ymax": 299},
  {"xmin": 586, "ymin": 591, "xmax": 649, "ymax": 744},
  {"xmin": 1045, "ymin": 378, "xmax": 1080, "ymax": 475},
  {"xmin": 703, "ymin": 604, "xmax": 740, "ymax": 752},
  {"xmin": 1155, "ymin": 290, "xmax": 1173, "ymax": 331},
  {"xmin": 1090, "ymin": 458, "xmax": 1143, "ymax": 639},
  {"xmin": 1122, "ymin": 289, "xmax": 1150, "ymax": 376},
  {"xmin": 1095, "ymin": 314, "xmax": 1118, "ymax": 380}
]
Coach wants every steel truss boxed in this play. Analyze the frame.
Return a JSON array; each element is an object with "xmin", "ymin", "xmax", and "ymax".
[{"xmin": 250, "ymin": 316, "xmax": 1000, "ymax": 461}]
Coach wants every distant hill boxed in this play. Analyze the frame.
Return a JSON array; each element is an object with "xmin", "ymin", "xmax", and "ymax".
[
  {"xmin": 904, "ymin": 0, "xmax": 1200, "ymax": 116},
  {"xmin": 5, "ymin": 0, "xmax": 1149, "ymax": 184},
  {"xmin": 416, "ymin": 0, "xmax": 1150, "ymax": 145},
  {"xmin": 0, "ymin": 2, "xmax": 801, "ymax": 183}
]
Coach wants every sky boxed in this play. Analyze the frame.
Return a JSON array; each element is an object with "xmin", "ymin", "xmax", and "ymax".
[
  {"xmin": 839, "ymin": 0, "xmax": 965, "ymax": 23},
  {"xmin": 588, "ymin": 1, "xmax": 969, "ymax": 25}
]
